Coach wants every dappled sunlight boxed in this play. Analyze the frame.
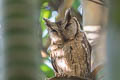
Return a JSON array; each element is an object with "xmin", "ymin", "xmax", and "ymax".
[
  {"xmin": 84, "ymin": 25, "xmax": 101, "ymax": 45},
  {"xmin": 87, "ymin": 33, "xmax": 99, "ymax": 41},
  {"xmin": 84, "ymin": 25, "xmax": 101, "ymax": 32},
  {"xmin": 41, "ymin": 50, "xmax": 48, "ymax": 58}
]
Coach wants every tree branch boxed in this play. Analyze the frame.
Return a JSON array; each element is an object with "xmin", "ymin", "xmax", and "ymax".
[{"xmin": 48, "ymin": 76, "xmax": 90, "ymax": 80}]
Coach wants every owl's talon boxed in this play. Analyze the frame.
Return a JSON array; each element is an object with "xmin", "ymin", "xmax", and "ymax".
[{"xmin": 55, "ymin": 73, "xmax": 67, "ymax": 78}]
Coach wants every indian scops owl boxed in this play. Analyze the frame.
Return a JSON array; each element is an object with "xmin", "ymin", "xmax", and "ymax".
[{"xmin": 44, "ymin": 9, "xmax": 92, "ymax": 79}]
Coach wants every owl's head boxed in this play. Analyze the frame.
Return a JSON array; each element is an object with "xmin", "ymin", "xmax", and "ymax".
[{"xmin": 44, "ymin": 9, "xmax": 80, "ymax": 44}]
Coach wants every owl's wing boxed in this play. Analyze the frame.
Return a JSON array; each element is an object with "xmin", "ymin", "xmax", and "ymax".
[
  {"xmin": 81, "ymin": 32, "xmax": 92, "ymax": 72},
  {"xmin": 82, "ymin": 33, "xmax": 92, "ymax": 53},
  {"xmin": 50, "ymin": 55, "xmax": 59, "ymax": 74}
]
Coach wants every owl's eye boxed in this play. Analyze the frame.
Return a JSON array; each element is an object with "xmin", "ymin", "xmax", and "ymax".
[{"xmin": 65, "ymin": 23, "xmax": 72, "ymax": 29}]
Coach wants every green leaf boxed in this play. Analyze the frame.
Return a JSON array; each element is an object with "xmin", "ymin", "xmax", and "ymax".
[
  {"xmin": 40, "ymin": 9, "xmax": 51, "ymax": 31},
  {"xmin": 39, "ymin": 2, "xmax": 51, "ymax": 32},
  {"xmin": 40, "ymin": 64, "xmax": 54, "ymax": 78},
  {"xmin": 72, "ymin": 0, "xmax": 80, "ymax": 11}
]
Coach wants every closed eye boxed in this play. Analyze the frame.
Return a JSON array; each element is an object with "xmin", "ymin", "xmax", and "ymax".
[{"xmin": 51, "ymin": 29, "xmax": 57, "ymax": 32}]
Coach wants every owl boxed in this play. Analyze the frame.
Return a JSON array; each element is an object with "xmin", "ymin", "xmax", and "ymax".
[{"xmin": 44, "ymin": 9, "xmax": 92, "ymax": 79}]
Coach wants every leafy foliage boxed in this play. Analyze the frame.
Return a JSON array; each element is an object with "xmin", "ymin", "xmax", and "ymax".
[
  {"xmin": 72, "ymin": 0, "xmax": 80, "ymax": 11},
  {"xmin": 40, "ymin": 63, "xmax": 54, "ymax": 78}
]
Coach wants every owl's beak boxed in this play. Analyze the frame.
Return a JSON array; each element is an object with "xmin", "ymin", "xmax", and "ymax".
[{"xmin": 43, "ymin": 18, "xmax": 51, "ymax": 27}]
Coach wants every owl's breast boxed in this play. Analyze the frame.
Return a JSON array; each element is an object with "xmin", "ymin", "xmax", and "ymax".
[
  {"xmin": 50, "ymin": 39, "xmax": 84, "ymax": 72},
  {"xmin": 50, "ymin": 36, "xmax": 91, "ymax": 77},
  {"xmin": 50, "ymin": 47, "xmax": 71, "ymax": 72}
]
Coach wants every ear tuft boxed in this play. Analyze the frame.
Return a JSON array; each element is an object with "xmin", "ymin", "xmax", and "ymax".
[
  {"xmin": 43, "ymin": 18, "xmax": 51, "ymax": 27},
  {"xmin": 43, "ymin": 18, "xmax": 50, "ymax": 23},
  {"xmin": 65, "ymin": 8, "xmax": 72, "ymax": 20}
]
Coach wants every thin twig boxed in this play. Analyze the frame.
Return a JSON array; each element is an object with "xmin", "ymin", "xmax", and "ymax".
[{"xmin": 87, "ymin": 0, "xmax": 105, "ymax": 6}]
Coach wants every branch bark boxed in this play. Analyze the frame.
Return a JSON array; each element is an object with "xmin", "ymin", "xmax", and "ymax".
[{"xmin": 48, "ymin": 76, "xmax": 89, "ymax": 80}]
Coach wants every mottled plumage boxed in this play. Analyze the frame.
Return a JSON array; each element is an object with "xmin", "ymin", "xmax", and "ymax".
[{"xmin": 44, "ymin": 9, "xmax": 92, "ymax": 79}]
